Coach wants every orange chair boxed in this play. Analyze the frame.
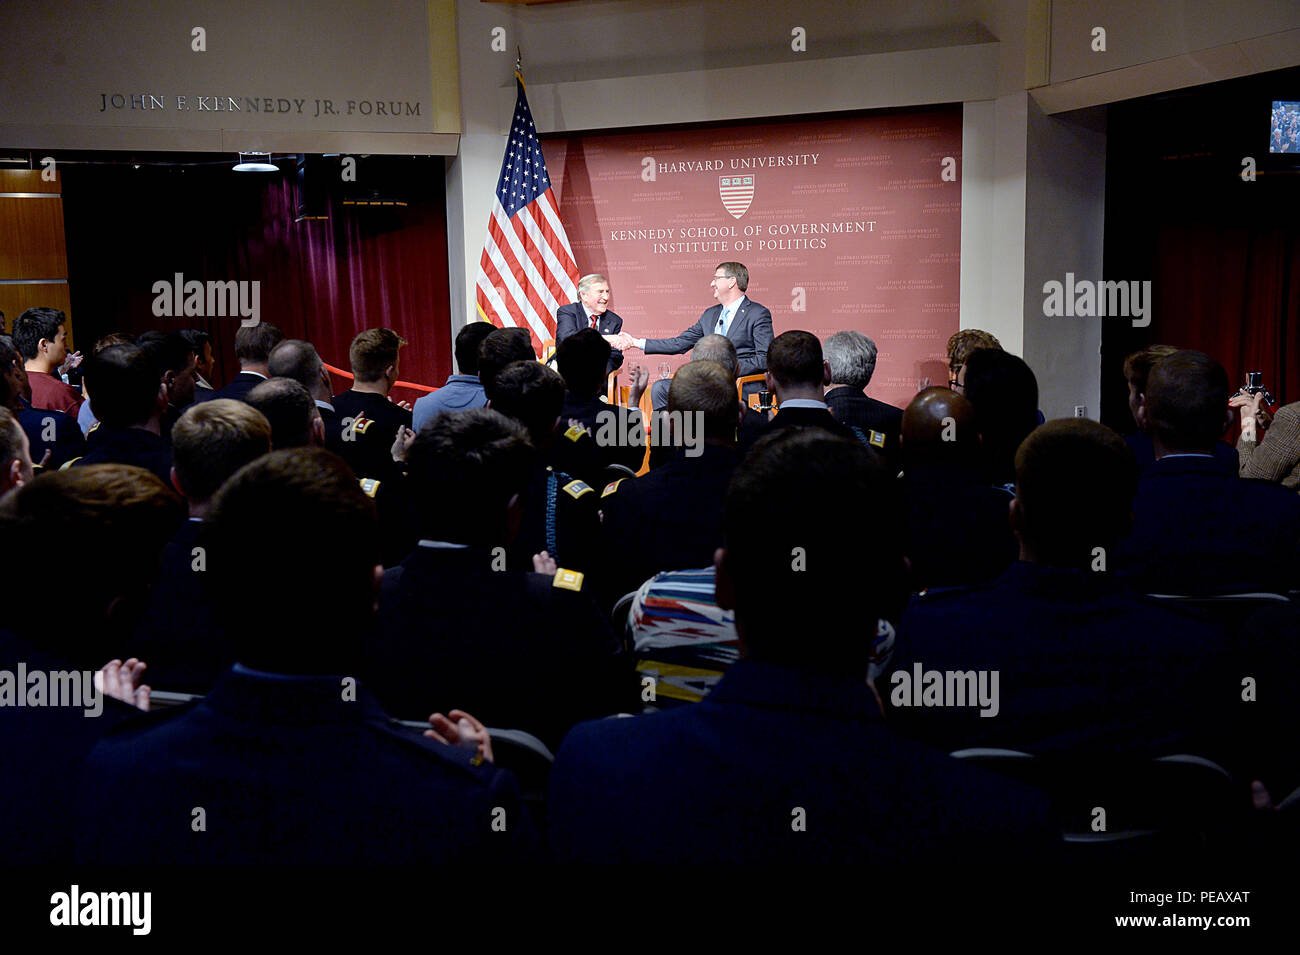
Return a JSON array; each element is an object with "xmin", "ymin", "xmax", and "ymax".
[
  {"xmin": 736, "ymin": 373, "xmax": 776, "ymax": 413},
  {"xmin": 541, "ymin": 339, "xmax": 557, "ymax": 364}
]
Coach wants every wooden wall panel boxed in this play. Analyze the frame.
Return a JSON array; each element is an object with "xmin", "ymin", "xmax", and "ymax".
[{"xmin": 0, "ymin": 170, "xmax": 73, "ymax": 348}]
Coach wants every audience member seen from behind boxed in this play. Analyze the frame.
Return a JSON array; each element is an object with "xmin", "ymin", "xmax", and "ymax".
[
  {"xmin": 78, "ymin": 447, "xmax": 535, "ymax": 865},
  {"xmin": 961, "ymin": 348, "xmax": 1039, "ymax": 490},
  {"xmin": 549, "ymin": 429, "xmax": 1055, "ymax": 863}
]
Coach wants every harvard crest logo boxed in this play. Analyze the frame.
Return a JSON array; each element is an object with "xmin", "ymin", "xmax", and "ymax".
[{"xmin": 719, "ymin": 175, "xmax": 754, "ymax": 219}]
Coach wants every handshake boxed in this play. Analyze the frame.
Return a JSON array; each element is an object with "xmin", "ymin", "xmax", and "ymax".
[{"xmin": 602, "ymin": 332, "xmax": 641, "ymax": 351}]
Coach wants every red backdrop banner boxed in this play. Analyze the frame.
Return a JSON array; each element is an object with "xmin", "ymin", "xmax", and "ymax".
[{"xmin": 542, "ymin": 106, "xmax": 963, "ymax": 405}]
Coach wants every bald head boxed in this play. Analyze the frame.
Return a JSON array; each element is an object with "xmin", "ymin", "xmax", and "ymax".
[{"xmin": 901, "ymin": 387, "xmax": 978, "ymax": 469}]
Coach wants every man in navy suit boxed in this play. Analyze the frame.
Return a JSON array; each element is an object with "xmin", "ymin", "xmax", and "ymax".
[
  {"xmin": 1, "ymin": 464, "xmax": 181, "ymax": 863},
  {"xmin": 1118, "ymin": 349, "xmax": 1300, "ymax": 594},
  {"xmin": 615, "ymin": 262, "xmax": 773, "ymax": 384},
  {"xmin": 555, "ymin": 273, "xmax": 624, "ymax": 375},
  {"xmin": 889, "ymin": 418, "xmax": 1242, "ymax": 770},
  {"xmin": 204, "ymin": 323, "xmax": 284, "ymax": 404},
  {"xmin": 78, "ymin": 447, "xmax": 536, "ymax": 864},
  {"xmin": 549, "ymin": 429, "xmax": 1056, "ymax": 864}
]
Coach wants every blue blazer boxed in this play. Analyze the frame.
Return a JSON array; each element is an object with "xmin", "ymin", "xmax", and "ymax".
[
  {"xmin": 77, "ymin": 665, "xmax": 537, "ymax": 864},
  {"xmin": 644, "ymin": 297, "xmax": 773, "ymax": 377},
  {"xmin": 548, "ymin": 659, "xmax": 1056, "ymax": 863},
  {"xmin": 555, "ymin": 303, "xmax": 624, "ymax": 373}
]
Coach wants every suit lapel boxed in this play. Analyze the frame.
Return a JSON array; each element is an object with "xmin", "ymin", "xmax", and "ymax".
[{"xmin": 728, "ymin": 299, "xmax": 748, "ymax": 340}]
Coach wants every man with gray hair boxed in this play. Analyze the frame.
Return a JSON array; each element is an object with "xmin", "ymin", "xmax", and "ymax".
[
  {"xmin": 555, "ymin": 273, "xmax": 624, "ymax": 375},
  {"xmin": 824, "ymin": 329, "xmax": 903, "ymax": 472},
  {"xmin": 268, "ymin": 339, "xmax": 345, "ymax": 454}
]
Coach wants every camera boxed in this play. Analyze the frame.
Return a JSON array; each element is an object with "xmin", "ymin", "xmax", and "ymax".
[{"xmin": 1243, "ymin": 371, "xmax": 1275, "ymax": 406}]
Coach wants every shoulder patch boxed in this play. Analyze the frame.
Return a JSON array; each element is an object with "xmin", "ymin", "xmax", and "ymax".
[
  {"xmin": 564, "ymin": 424, "xmax": 588, "ymax": 442},
  {"xmin": 601, "ymin": 477, "xmax": 627, "ymax": 498},
  {"xmin": 351, "ymin": 415, "xmax": 373, "ymax": 435},
  {"xmin": 87, "ymin": 421, "xmax": 100, "ymax": 434},
  {"xmin": 869, "ymin": 430, "xmax": 886, "ymax": 448},
  {"xmin": 563, "ymin": 479, "xmax": 593, "ymax": 499},
  {"xmin": 58, "ymin": 457, "xmax": 83, "ymax": 471},
  {"xmin": 359, "ymin": 478, "xmax": 381, "ymax": 498},
  {"xmin": 552, "ymin": 568, "xmax": 585, "ymax": 592}
]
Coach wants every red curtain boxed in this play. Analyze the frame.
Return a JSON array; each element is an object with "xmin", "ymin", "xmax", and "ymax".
[
  {"xmin": 1151, "ymin": 223, "xmax": 1300, "ymax": 409},
  {"xmin": 60, "ymin": 158, "xmax": 452, "ymax": 399}
]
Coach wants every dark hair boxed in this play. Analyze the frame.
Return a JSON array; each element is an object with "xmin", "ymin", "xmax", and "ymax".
[
  {"xmin": 268, "ymin": 339, "xmax": 324, "ymax": 391},
  {"xmin": 454, "ymin": 322, "xmax": 496, "ymax": 376},
  {"xmin": 555, "ymin": 327, "xmax": 611, "ymax": 398},
  {"xmin": 0, "ymin": 464, "xmax": 182, "ymax": 661},
  {"xmin": 202, "ymin": 448, "xmax": 379, "ymax": 672},
  {"xmin": 245, "ymin": 378, "xmax": 319, "ymax": 449},
  {"xmin": 179, "ymin": 329, "xmax": 211, "ymax": 355},
  {"xmin": 477, "ymin": 328, "xmax": 536, "ymax": 402},
  {"xmin": 766, "ymin": 330, "xmax": 824, "ymax": 389},
  {"xmin": 12, "ymin": 307, "xmax": 66, "ymax": 360},
  {"xmin": 724, "ymin": 429, "xmax": 906, "ymax": 675},
  {"xmin": 171, "ymin": 399, "xmax": 272, "ymax": 502},
  {"xmin": 348, "ymin": 328, "xmax": 404, "ymax": 383},
  {"xmin": 668, "ymin": 360, "xmax": 738, "ymax": 442},
  {"xmin": 83, "ymin": 343, "xmax": 161, "ymax": 428},
  {"xmin": 1014, "ymin": 419, "xmax": 1137, "ymax": 567},
  {"xmin": 1145, "ymin": 350, "xmax": 1230, "ymax": 452},
  {"xmin": 234, "ymin": 323, "xmax": 284, "ymax": 364},
  {"xmin": 404, "ymin": 408, "xmax": 533, "ymax": 546},
  {"xmin": 963, "ymin": 348, "xmax": 1039, "ymax": 486},
  {"xmin": 136, "ymin": 330, "xmax": 196, "ymax": 377},
  {"xmin": 488, "ymin": 360, "xmax": 564, "ymax": 446}
]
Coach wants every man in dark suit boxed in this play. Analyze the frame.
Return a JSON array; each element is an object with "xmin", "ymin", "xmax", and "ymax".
[
  {"xmin": 1118, "ymin": 350, "xmax": 1300, "ymax": 594},
  {"xmin": 889, "ymin": 419, "xmax": 1241, "ymax": 771},
  {"xmin": 132, "ymin": 399, "xmax": 272, "ymax": 694},
  {"xmin": 555, "ymin": 329, "xmax": 647, "ymax": 477},
  {"xmin": 1, "ymin": 464, "xmax": 182, "ymax": 863},
  {"xmin": 205, "ymin": 323, "xmax": 283, "ymax": 404},
  {"xmin": 488, "ymin": 360, "xmax": 604, "ymax": 581},
  {"xmin": 365, "ymin": 409, "xmax": 635, "ymax": 749},
  {"xmin": 78, "ymin": 447, "xmax": 536, "ymax": 865},
  {"xmin": 549, "ymin": 428, "xmax": 1056, "ymax": 864},
  {"xmin": 900, "ymin": 387, "xmax": 1017, "ymax": 590},
  {"xmin": 268, "ymin": 338, "xmax": 347, "ymax": 456},
  {"xmin": 759, "ymin": 330, "xmax": 855, "ymax": 440},
  {"xmin": 70, "ymin": 343, "xmax": 173, "ymax": 483},
  {"xmin": 555, "ymin": 273, "xmax": 624, "ymax": 375},
  {"xmin": 601, "ymin": 361, "xmax": 742, "ymax": 604},
  {"xmin": 616, "ymin": 262, "xmax": 772, "ymax": 384},
  {"xmin": 824, "ymin": 329, "xmax": 903, "ymax": 472},
  {"xmin": 136, "ymin": 330, "xmax": 199, "ymax": 442}
]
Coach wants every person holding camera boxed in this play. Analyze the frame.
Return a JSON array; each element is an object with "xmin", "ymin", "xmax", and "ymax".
[{"xmin": 1232, "ymin": 381, "xmax": 1300, "ymax": 492}]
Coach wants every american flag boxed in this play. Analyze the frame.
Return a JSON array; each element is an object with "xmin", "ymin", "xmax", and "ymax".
[{"xmin": 475, "ymin": 73, "xmax": 579, "ymax": 356}]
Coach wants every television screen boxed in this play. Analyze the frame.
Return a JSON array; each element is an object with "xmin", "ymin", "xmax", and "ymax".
[{"xmin": 1270, "ymin": 100, "xmax": 1300, "ymax": 153}]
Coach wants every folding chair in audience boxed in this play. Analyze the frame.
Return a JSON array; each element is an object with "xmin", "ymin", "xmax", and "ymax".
[
  {"xmin": 1146, "ymin": 591, "xmax": 1292, "ymax": 635},
  {"xmin": 951, "ymin": 748, "xmax": 1250, "ymax": 862}
]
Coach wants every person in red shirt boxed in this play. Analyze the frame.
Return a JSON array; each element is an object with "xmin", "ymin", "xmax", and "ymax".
[{"xmin": 13, "ymin": 307, "xmax": 83, "ymax": 417}]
